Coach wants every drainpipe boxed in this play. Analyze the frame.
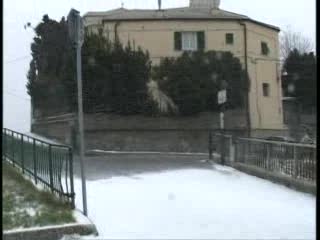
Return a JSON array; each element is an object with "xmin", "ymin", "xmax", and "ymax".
[
  {"xmin": 114, "ymin": 21, "xmax": 121, "ymax": 43},
  {"xmin": 239, "ymin": 21, "xmax": 251, "ymax": 137}
]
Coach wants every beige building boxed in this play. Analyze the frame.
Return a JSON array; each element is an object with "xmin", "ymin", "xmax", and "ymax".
[{"xmin": 83, "ymin": 0, "xmax": 284, "ymax": 130}]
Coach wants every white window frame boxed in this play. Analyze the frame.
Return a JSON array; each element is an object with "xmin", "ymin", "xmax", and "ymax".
[{"xmin": 181, "ymin": 32, "xmax": 198, "ymax": 51}]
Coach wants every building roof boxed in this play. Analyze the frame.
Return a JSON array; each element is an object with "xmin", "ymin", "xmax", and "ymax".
[{"xmin": 83, "ymin": 7, "xmax": 280, "ymax": 31}]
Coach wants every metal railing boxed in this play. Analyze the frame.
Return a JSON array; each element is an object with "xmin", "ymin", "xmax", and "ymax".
[
  {"xmin": 235, "ymin": 137, "xmax": 316, "ymax": 182},
  {"xmin": 2, "ymin": 128, "xmax": 75, "ymax": 207}
]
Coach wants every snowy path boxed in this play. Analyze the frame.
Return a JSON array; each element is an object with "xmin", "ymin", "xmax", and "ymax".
[{"xmin": 73, "ymin": 163, "xmax": 315, "ymax": 239}]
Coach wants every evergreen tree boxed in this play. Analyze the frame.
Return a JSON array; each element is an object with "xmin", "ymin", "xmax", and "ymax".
[
  {"xmin": 282, "ymin": 49, "xmax": 316, "ymax": 110},
  {"xmin": 27, "ymin": 15, "xmax": 72, "ymax": 115},
  {"xmin": 153, "ymin": 51, "xmax": 248, "ymax": 116},
  {"xmin": 27, "ymin": 15, "xmax": 152, "ymax": 116}
]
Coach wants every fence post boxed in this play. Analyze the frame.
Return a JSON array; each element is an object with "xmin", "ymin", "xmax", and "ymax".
[
  {"xmin": 21, "ymin": 135, "xmax": 25, "ymax": 174},
  {"xmin": 312, "ymin": 147, "xmax": 316, "ymax": 180},
  {"xmin": 234, "ymin": 138, "xmax": 241, "ymax": 162},
  {"xmin": 48, "ymin": 145, "xmax": 54, "ymax": 193},
  {"xmin": 229, "ymin": 136, "xmax": 235, "ymax": 164},
  {"xmin": 69, "ymin": 148, "xmax": 75, "ymax": 209},
  {"xmin": 293, "ymin": 146, "xmax": 298, "ymax": 178},
  {"xmin": 11, "ymin": 131, "xmax": 15, "ymax": 166},
  {"xmin": 243, "ymin": 140, "xmax": 247, "ymax": 164},
  {"xmin": 33, "ymin": 139, "xmax": 38, "ymax": 184},
  {"xmin": 266, "ymin": 143, "xmax": 271, "ymax": 170},
  {"xmin": 221, "ymin": 134, "xmax": 225, "ymax": 165},
  {"xmin": 209, "ymin": 131, "xmax": 213, "ymax": 160}
]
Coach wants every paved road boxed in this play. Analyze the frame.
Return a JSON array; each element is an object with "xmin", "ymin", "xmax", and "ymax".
[
  {"xmin": 73, "ymin": 153, "xmax": 211, "ymax": 180},
  {"xmin": 70, "ymin": 155, "xmax": 315, "ymax": 240}
]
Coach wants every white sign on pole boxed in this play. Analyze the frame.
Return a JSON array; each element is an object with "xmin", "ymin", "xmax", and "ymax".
[
  {"xmin": 79, "ymin": 18, "xmax": 84, "ymax": 46},
  {"xmin": 68, "ymin": 9, "xmax": 84, "ymax": 47},
  {"xmin": 218, "ymin": 90, "xmax": 227, "ymax": 105}
]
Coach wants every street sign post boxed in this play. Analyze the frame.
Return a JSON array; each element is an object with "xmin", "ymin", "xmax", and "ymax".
[
  {"xmin": 68, "ymin": 9, "xmax": 88, "ymax": 216},
  {"xmin": 218, "ymin": 89, "xmax": 227, "ymax": 165},
  {"xmin": 218, "ymin": 89, "xmax": 227, "ymax": 130}
]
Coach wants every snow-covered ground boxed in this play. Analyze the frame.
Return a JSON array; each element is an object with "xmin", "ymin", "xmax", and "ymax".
[{"xmin": 73, "ymin": 164, "xmax": 316, "ymax": 240}]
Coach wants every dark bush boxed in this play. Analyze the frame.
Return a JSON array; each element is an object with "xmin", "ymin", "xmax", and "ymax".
[{"xmin": 153, "ymin": 51, "xmax": 248, "ymax": 116}]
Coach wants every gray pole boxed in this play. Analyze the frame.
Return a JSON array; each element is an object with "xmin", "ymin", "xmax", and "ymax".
[
  {"xmin": 220, "ymin": 111, "xmax": 224, "ymax": 130},
  {"xmin": 76, "ymin": 15, "xmax": 88, "ymax": 216},
  {"xmin": 220, "ymin": 104, "xmax": 225, "ymax": 165}
]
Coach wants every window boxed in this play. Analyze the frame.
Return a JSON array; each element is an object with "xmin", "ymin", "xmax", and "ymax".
[
  {"xmin": 226, "ymin": 33, "xmax": 234, "ymax": 44},
  {"xmin": 261, "ymin": 42, "xmax": 269, "ymax": 55},
  {"xmin": 263, "ymin": 83, "xmax": 270, "ymax": 97},
  {"xmin": 182, "ymin": 32, "xmax": 198, "ymax": 51},
  {"xmin": 174, "ymin": 31, "xmax": 205, "ymax": 51}
]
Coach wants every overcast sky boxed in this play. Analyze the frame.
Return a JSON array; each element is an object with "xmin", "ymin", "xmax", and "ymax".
[{"xmin": 3, "ymin": 0, "xmax": 316, "ymax": 132}]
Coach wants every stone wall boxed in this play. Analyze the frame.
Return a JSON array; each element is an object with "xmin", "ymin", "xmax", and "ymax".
[
  {"xmin": 282, "ymin": 100, "xmax": 317, "ymax": 141},
  {"xmin": 32, "ymin": 109, "xmax": 293, "ymax": 152},
  {"xmin": 85, "ymin": 129, "xmax": 210, "ymax": 152},
  {"xmin": 32, "ymin": 110, "xmax": 248, "ymax": 153},
  {"xmin": 32, "ymin": 110, "xmax": 296, "ymax": 153},
  {"xmin": 32, "ymin": 120, "xmax": 72, "ymax": 143}
]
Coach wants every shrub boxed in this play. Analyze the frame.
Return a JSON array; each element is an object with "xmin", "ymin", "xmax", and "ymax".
[{"xmin": 153, "ymin": 51, "xmax": 248, "ymax": 116}]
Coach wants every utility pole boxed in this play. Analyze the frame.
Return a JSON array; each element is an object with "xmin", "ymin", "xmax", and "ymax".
[{"xmin": 68, "ymin": 9, "xmax": 88, "ymax": 216}]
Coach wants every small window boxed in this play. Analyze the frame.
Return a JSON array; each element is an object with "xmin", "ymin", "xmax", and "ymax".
[
  {"xmin": 263, "ymin": 83, "xmax": 270, "ymax": 97},
  {"xmin": 261, "ymin": 42, "xmax": 269, "ymax": 55},
  {"xmin": 226, "ymin": 33, "xmax": 234, "ymax": 44}
]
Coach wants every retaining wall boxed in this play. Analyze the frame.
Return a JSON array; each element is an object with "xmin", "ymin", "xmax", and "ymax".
[
  {"xmin": 32, "ymin": 110, "xmax": 290, "ymax": 152},
  {"xmin": 32, "ymin": 111, "xmax": 248, "ymax": 152}
]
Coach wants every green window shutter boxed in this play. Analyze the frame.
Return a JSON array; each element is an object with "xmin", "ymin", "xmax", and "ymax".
[
  {"xmin": 261, "ymin": 42, "xmax": 269, "ymax": 55},
  {"xmin": 226, "ymin": 33, "xmax": 234, "ymax": 44},
  {"xmin": 197, "ymin": 31, "xmax": 205, "ymax": 50},
  {"xmin": 174, "ymin": 32, "xmax": 182, "ymax": 51}
]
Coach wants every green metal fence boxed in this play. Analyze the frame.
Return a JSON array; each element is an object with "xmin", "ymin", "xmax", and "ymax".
[
  {"xmin": 235, "ymin": 137, "xmax": 317, "ymax": 182},
  {"xmin": 208, "ymin": 131, "xmax": 317, "ymax": 183},
  {"xmin": 2, "ymin": 128, "xmax": 75, "ymax": 208}
]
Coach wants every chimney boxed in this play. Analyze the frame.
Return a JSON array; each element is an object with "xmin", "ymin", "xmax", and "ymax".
[
  {"xmin": 190, "ymin": 0, "xmax": 221, "ymax": 9},
  {"xmin": 158, "ymin": 0, "xmax": 162, "ymax": 10}
]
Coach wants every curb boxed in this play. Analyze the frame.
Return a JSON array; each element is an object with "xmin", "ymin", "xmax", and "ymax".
[
  {"xmin": 3, "ymin": 223, "xmax": 98, "ymax": 240},
  {"xmin": 85, "ymin": 150, "xmax": 210, "ymax": 157},
  {"xmin": 232, "ymin": 162, "xmax": 316, "ymax": 196},
  {"xmin": 3, "ymin": 209, "xmax": 98, "ymax": 240}
]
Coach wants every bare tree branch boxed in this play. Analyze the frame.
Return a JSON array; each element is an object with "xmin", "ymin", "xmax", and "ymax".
[{"xmin": 280, "ymin": 25, "xmax": 314, "ymax": 60}]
